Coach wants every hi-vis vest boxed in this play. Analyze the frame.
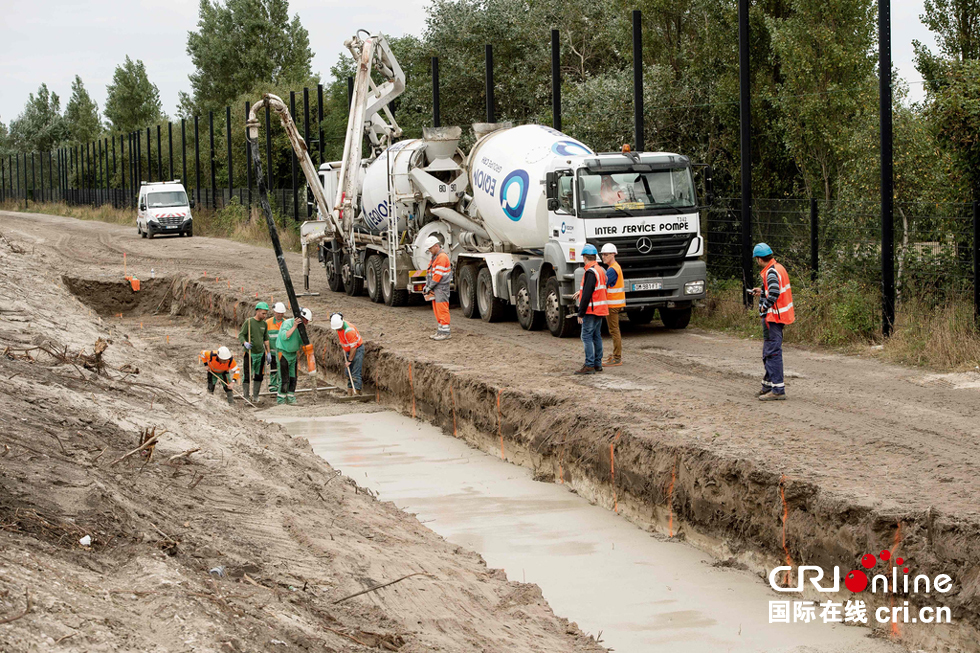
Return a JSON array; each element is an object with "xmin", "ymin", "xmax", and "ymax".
[
  {"xmin": 761, "ymin": 260, "xmax": 795, "ymax": 325},
  {"xmin": 581, "ymin": 263, "xmax": 610, "ymax": 316},
  {"xmin": 337, "ymin": 322, "xmax": 363, "ymax": 352},
  {"xmin": 606, "ymin": 261, "xmax": 625, "ymax": 309},
  {"xmin": 199, "ymin": 350, "xmax": 241, "ymax": 381},
  {"xmin": 266, "ymin": 316, "xmax": 283, "ymax": 347}
]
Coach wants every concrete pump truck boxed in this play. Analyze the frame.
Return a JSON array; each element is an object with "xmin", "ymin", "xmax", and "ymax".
[{"xmin": 250, "ymin": 30, "xmax": 712, "ymax": 337}]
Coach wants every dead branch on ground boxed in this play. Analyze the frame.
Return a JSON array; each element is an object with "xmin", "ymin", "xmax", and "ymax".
[
  {"xmin": 332, "ymin": 572, "xmax": 430, "ymax": 604},
  {"xmin": 0, "ymin": 590, "xmax": 31, "ymax": 624}
]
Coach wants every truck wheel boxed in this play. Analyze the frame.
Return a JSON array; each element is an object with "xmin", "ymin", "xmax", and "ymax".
[
  {"xmin": 381, "ymin": 258, "xmax": 408, "ymax": 306},
  {"xmin": 477, "ymin": 267, "xmax": 508, "ymax": 323},
  {"xmin": 626, "ymin": 307, "xmax": 655, "ymax": 325},
  {"xmin": 325, "ymin": 249, "xmax": 345, "ymax": 293},
  {"xmin": 515, "ymin": 272, "xmax": 544, "ymax": 331},
  {"xmin": 458, "ymin": 265, "xmax": 479, "ymax": 319},
  {"xmin": 366, "ymin": 255, "xmax": 384, "ymax": 303},
  {"xmin": 342, "ymin": 255, "xmax": 364, "ymax": 296},
  {"xmin": 544, "ymin": 276, "xmax": 577, "ymax": 338},
  {"xmin": 659, "ymin": 306, "xmax": 692, "ymax": 329}
]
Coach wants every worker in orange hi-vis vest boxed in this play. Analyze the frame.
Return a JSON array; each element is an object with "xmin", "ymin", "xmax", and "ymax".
[
  {"xmin": 750, "ymin": 243, "xmax": 795, "ymax": 401},
  {"xmin": 199, "ymin": 346, "xmax": 240, "ymax": 406},
  {"xmin": 422, "ymin": 235, "xmax": 452, "ymax": 341},
  {"xmin": 331, "ymin": 313, "xmax": 364, "ymax": 395},
  {"xmin": 573, "ymin": 244, "xmax": 609, "ymax": 375},
  {"xmin": 600, "ymin": 243, "xmax": 625, "ymax": 366}
]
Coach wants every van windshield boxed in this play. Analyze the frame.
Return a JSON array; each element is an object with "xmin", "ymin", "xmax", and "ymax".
[
  {"xmin": 147, "ymin": 191, "xmax": 188, "ymax": 208},
  {"xmin": 578, "ymin": 168, "xmax": 696, "ymax": 216}
]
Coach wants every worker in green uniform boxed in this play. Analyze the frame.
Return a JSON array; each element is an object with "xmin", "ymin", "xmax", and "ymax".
[
  {"xmin": 275, "ymin": 307, "xmax": 312, "ymax": 405},
  {"xmin": 238, "ymin": 301, "xmax": 270, "ymax": 404},
  {"xmin": 265, "ymin": 302, "xmax": 286, "ymax": 395}
]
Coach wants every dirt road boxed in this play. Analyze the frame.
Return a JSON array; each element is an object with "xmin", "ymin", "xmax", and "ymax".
[{"xmin": 3, "ymin": 209, "xmax": 979, "ymax": 650}]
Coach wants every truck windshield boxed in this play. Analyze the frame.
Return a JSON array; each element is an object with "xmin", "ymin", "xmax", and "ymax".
[
  {"xmin": 578, "ymin": 168, "xmax": 696, "ymax": 215},
  {"xmin": 146, "ymin": 191, "xmax": 188, "ymax": 208}
]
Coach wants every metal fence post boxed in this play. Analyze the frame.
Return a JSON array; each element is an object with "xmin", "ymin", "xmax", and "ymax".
[
  {"xmin": 879, "ymin": 0, "xmax": 895, "ymax": 336},
  {"xmin": 31, "ymin": 152, "xmax": 36, "ymax": 204},
  {"xmin": 485, "ymin": 44, "xmax": 495, "ymax": 123},
  {"xmin": 810, "ymin": 198, "xmax": 819, "ymax": 283},
  {"xmin": 181, "ymin": 119, "xmax": 187, "ymax": 191},
  {"xmin": 738, "ymin": 0, "xmax": 753, "ymax": 305},
  {"xmin": 633, "ymin": 11, "xmax": 644, "ymax": 151},
  {"xmin": 209, "ymin": 110, "xmax": 216, "ymax": 209},
  {"xmin": 168, "ymin": 122, "xmax": 174, "ymax": 181},
  {"xmin": 104, "ymin": 138, "xmax": 109, "ymax": 202},
  {"xmin": 194, "ymin": 116, "xmax": 201, "ymax": 207},
  {"xmin": 552, "ymin": 30, "xmax": 561, "ymax": 132},
  {"xmin": 15, "ymin": 153, "xmax": 20, "ymax": 204},
  {"xmin": 432, "ymin": 57, "xmax": 440, "ymax": 127},
  {"xmin": 290, "ymin": 90, "xmax": 298, "ymax": 222},
  {"xmin": 156, "ymin": 125, "xmax": 163, "ymax": 184},
  {"xmin": 974, "ymin": 200, "xmax": 979, "ymax": 329},
  {"xmin": 119, "ymin": 136, "xmax": 125, "ymax": 207},
  {"xmin": 226, "ymin": 105, "xmax": 233, "ymax": 206},
  {"xmin": 111, "ymin": 137, "xmax": 117, "ymax": 206},
  {"xmin": 39, "ymin": 151, "xmax": 45, "ymax": 203},
  {"xmin": 1, "ymin": 155, "xmax": 5, "ymax": 203},
  {"xmin": 317, "ymin": 83, "xmax": 324, "ymax": 164},
  {"xmin": 145, "ymin": 127, "xmax": 150, "ymax": 182}
]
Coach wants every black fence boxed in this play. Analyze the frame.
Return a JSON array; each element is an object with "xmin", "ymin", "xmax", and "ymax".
[{"xmin": 706, "ymin": 198, "xmax": 979, "ymax": 317}]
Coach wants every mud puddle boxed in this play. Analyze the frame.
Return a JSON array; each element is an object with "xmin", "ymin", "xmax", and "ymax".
[{"xmin": 269, "ymin": 412, "xmax": 897, "ymax": 653}]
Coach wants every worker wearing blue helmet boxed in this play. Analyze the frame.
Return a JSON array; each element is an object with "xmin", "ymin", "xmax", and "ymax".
[
  {"xmin": 750, "ymin": 243, "xmax": 795, "ymax": 401},
  {"xmin": 573, "ymin": 243, "xmax": 610, "ymax": 375}
]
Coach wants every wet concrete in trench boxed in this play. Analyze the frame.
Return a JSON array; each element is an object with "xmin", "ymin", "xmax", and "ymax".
[{"xmin": 268, "ymin": 412, "xmax": 900, "ymax": 653}]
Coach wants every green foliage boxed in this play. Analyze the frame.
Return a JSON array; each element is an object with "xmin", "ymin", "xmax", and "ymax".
[
  {"xmin": 104, "ymin": 57, "xmax": 165, "ymax": 133},
  {"xmin": 8, "ymin": 84, "xmax": 65, "ymax": 152},
  {"xmin": 182, "ymin": 0, "xmax": 315, "ymax": 115},
  {"xmin": 929, "ymin": 60, "xmax": 980, "ymax": 198},
  {"xmin": 64, "ymin": 76, "xmax": 103, "ymax": 145}
]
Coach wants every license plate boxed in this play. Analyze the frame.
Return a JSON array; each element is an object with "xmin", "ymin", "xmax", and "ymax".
[
  {"xmin": 167, "ymin": 225, "xmax": 177, "ymax": 229},
  {"xmin": 632, "ymin": 282, "xmax": 662, "ymax": 291}
]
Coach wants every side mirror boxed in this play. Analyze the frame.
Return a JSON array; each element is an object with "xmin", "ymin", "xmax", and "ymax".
[
  {"xmin": 139, "ymin": 202, "xmax": 146, "ymax": 211},
  {"xmin": 189, "ymin": 198, "xmax": 196, "ymax": 209},
  {"xmin": 545, "ymin": 171, "xmax": 558, "ymax": 201},
  {"xmin": 547, "ymin": 198, "xmax": 560, "ymax": 211}
]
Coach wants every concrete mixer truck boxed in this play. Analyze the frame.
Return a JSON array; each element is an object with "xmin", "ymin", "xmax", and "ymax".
[{"xmin": 278, "ymin": 32, "xmax": 711, "ymax": 337}]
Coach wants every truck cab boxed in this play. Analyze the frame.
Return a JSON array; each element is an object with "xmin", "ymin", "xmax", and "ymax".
[
  {"xmin": 540, "ymin": 152, "xmax": 708, "ymax": 335},
  {"xmin": 137, "ymin": 181, "xmax": 195, "ymax": 239}
]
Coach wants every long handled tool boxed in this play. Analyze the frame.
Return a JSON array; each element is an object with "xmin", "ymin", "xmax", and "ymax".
[{"xmin": 210, "ymin": 371, "xmax": 257, "ymax": 408}]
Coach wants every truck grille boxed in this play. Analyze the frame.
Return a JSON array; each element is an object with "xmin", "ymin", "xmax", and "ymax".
[
  {"xmin": 588, "ymin": 233, "xmax": 695, "ymax": 278},
  {"xmin": 157, "ymin": 215, "xmax": 184, "ymax": 227}
]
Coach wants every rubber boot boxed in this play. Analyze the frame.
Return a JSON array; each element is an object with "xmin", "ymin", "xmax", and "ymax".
[
  {"xmin": 252, "ymin": 383, "xmax": 261, "ymax": 403},
  {"xmin": 226, "ymin": 392, "xmax": 234, "ymax": 406},
  {"xmin": 287, "ymin": 393, "xmax": 297, "ymax": 405},
  {"xmin": 277, "ymin": 393, "xmax": 286, "ymax": 405},
  {"xmin": 242, "ymin": 382, "xmax": 250, "ymax": 403}
]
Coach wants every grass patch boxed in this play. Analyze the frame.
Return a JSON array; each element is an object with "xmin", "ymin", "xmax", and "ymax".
[
  {"xmin": 0, "ymin": 198, "xmax": 301, "ymax": 252},
  {"xmin": 694, "ymin": 276, "xmax": 980, "ymax": 370}
]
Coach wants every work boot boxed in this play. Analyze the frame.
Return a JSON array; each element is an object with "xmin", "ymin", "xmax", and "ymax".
[
  {"xmin": 242, "ymin": 382, "xmax": 250, "ymax": 402},
  {"xmin": 226, "ymin": 393, "xmax": 235, "ymax": 406},
  {"xmin": 252, "ymin": 384, "xmax": 261, "ymax": 403},
  {"xmin": 757, "ymin": 387, "xmax": 772, "ymax": 397},
  {"xmin": 759, "ymin": 392, "xmax": 786, "ymax": 402},
  {"xmin": 594, "ymin": 363, "xmax": 603, "ymax": 373},
  {"xmin": 277, "ymin": 393, "xmax": 286, "ymax": 405},
  {"xmin": 431, "ymin": 332, "xmax": 451, "ymax": 341},
  {"xmin": 347, "ymin": 388, "xmax": 354, "ymax": 397},
  {"xmin": 604, "ymin": 356, "xmax": 623, "ymax": 367},
  {"xmin": 573, "ymin": 365, "xmax": 595, "ymax": 375},
  {"xmin": 287, "ymin": 393, "xmax": 297, "ymax": 405}
]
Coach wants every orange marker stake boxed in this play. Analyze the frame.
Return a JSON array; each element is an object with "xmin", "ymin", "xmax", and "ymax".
[
  {"xmin": 497, "ymin": 389, "xmax": 503, "ymax": 459},
  {"xmin": 450, "ymin": 386, "xmax": 458, "ymax": 437},
  {"xmin": 227, "ymin": 280, "xmax": 231, "ymax": 289},
  {"xmin": 408, "ymin": 363, "xmax": 416, "ymax": 418},
  {"xmin": 140, "ymin": 321, "xmax": 143, "ymax": 330},
  {"xmin": 166, "ymin": 334, "xmax": 170, "ymax": 344}
]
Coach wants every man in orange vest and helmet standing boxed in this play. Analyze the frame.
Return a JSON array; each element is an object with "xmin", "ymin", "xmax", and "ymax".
[
  {"xmin": 574, "ymin": 244, "xmax": 610, "ymax": 375},
  {"xmin": 751, "ymin": 243, "xmax": 795, "ymax": 401},
  {"xmin": 331, "ymin": 312, "xmax": 364, "ymax": 396},
  {"xmin": 422, "ymin": 235, "xmax": 452, "ymax": 341},
  {"xmin": 600, "ymin": 243, "xmax": 625, "ymax": 366}
]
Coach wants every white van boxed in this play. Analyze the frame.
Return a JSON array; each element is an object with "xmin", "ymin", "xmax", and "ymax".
[{"xmin": 137, "ymin": 181, "xmax": 195, "ymax": 239}]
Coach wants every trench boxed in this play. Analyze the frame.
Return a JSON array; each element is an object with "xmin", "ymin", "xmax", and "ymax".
[
  {"xmin": 270, "ymin": 411, "xmax": 883, "ymax": 652},
  {"xmin": 61, "ymin": 273, "xmax": 979, "ymax": 652}
]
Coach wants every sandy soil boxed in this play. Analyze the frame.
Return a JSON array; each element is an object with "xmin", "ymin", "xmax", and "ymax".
[
  {"xmin": 3, "ymin": 209, "xmax": 980, "ymax": 651},
  {"xmin": 0, "ymin": 224, "xmax": 605, "ymax": 651}
]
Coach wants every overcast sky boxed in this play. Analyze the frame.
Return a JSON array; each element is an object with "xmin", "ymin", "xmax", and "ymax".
[{"xmin": 0, "ymin": 0, "xmax": 937, "ymax": 127}]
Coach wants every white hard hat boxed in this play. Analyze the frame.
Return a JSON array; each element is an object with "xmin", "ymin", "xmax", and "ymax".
[
  {"xmin": 273, "ymin": 302, "xmax": 286, "ymax": 313},
  {"xmin": 330, "ymin": 313, "xmax": 343, "ymax": 330},
  {"xmin": 424, "ymin": 235, "xmax": 441, "ymax": 250},
  {"xmin": 601, "ymin": 243, "xmax": 618, "ymax": 254},
  {"xmin": 217, "ymin": 346, "xmax": 232, "ymax": 360},
  {"xmin": 300, "ymin": 307, "xmax": 313, "ymax": 322}
]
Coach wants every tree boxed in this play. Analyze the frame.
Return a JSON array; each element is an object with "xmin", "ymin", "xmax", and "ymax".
[
  {"xmin": 8, "ymin": 84, "xmax": 65, "ymax": 152},
  {"xmin": 64, "ymin": 76, "xmax": 103, "ymax": 144},
  {"xmin": 914, "ymin": 0, "xmax": 980, "ymax": 93},
  {"xmin": 181, "ymin": 0, "xmax": 314, "ymax": 115},
  {"xmin": 104, "ymin": 57, "xmax": 164, "ymax": 133},
  {"xmin": 929, "ymin": 60, "xmax": 980, "ymax": 199}
]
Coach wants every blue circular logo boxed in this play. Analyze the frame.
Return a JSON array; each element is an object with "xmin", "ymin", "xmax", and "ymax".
[
  {"xmin": 552, "ymin": 140, "xmax": 593, "ymax": 156},
  {"xmin": 500, "ymin": 170, "xmax": 529, "ymax": 221}
]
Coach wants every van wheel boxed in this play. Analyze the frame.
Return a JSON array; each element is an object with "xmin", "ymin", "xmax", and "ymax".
[
  {"xmin": 381, "ymin": 258, "xmax": 408, "ymax": 306},
  {"xmin": 458, "ymin": 265, "xmax": 479, "ymax": 319},
  {"xmin": 477, "ymin": 267, "xmax": 508, "ymax": 323},
  {"xmin": 544, "ymin": 276, "xmax": 577, "ymax": 338},
  {"xmin": 147, "ymin": 229, "xmax": 155, "ymax": 240},
  {"xmin": 366, "ymin": 255, "xmax": 384, "ymax": 303},
  {"xmin": 659, "ymin": 306, "xmax": 692, "ymax": 329},
  {"xmin": 515, "ymin": 272, "xmax": 544, "ymax": 330}
]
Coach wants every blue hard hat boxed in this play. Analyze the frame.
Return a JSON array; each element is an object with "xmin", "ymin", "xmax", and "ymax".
[
  {"xmin": 752, "ymin": 243, "xmax": 773, "ymax": 257},
  {"xmin": 582, "ymin": 244, "xmax": 598, "ymax": 256}
]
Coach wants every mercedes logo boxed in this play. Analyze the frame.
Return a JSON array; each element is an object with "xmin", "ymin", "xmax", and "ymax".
[{"xmin": 636, "ymin": 237, "xmax": 654, "ymax": 254}]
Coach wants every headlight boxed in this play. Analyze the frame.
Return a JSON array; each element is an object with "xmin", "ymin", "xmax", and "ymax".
[
  {"xmin": 148, "ymin": 216, "xmax": 160, "ymax": 223},
  {"xmin": 684, "ymin": 280, "xmax": 705, "ymax": 295}
]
